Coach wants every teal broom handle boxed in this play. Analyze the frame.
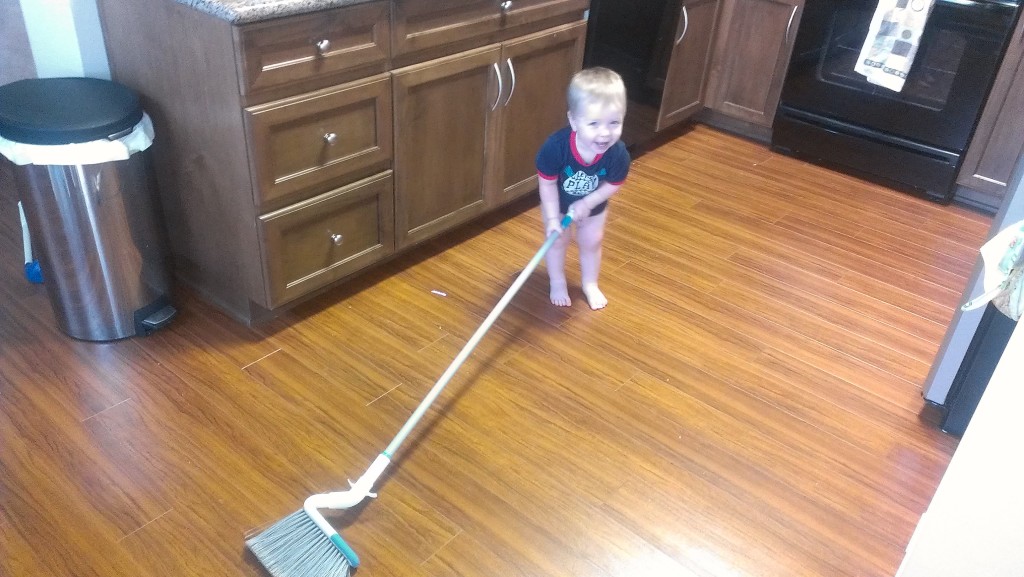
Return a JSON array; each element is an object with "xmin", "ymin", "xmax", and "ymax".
[{"xmin": 383, "ymin": 212, "xmax": 574, "ymax": 458}]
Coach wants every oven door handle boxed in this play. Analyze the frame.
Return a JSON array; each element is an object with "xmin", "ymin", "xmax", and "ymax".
[{"xmin": 936, "ymin": 0, "xmax": 1019, "ymax": 11}]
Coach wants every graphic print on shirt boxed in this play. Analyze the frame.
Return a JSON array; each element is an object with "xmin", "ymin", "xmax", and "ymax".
[{"xmin": 562, "ymin": 166, "xmax": 607, "ymax": 197}]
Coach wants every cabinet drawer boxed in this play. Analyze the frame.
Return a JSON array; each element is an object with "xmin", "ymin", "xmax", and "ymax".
[
  {"xmin": 500, "ymin": 0, "xmax": 590, "ymax": 36},
  {"xmin": 236, "ymin": 2, "xmax": 390, "ymax": 97},
  {"xmin": 260, "ymin": 171, "xmax": 395, "ymax": 308},
  {"xmin": 245, "ymin": 74, "xmax": 393, "ymax": 209},
  {"xmin": 393, "ymin": 0, "xmax": 501, "ymax": 60},
  {"xmin": 392, "ymin": 0, "xmax": 586, "ymax": 62}
]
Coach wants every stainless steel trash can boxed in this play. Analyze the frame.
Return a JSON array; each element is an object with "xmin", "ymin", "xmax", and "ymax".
[{"xmin": 0, "ymin": 77, "xmax": 176, "ymax": 341}]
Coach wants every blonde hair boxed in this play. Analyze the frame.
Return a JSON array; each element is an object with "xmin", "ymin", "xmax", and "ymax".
[{"xmin": 567, "ymin": 67, "xmax": 627, "ymax": 116}]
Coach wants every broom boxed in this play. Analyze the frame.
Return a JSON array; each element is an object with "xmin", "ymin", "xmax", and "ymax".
[{"xmin": 246, "ymin": 212, "xmax": 575, "ymax": 577}]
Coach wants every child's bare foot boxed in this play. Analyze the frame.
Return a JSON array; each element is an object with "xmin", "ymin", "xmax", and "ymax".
[
  {"xmin": 582, "ymin": 283, "xmax": 607, "ymax": 310},
  {"xmin": 550, "ymin": 281, "xmax": 572, "ymax": 307}
]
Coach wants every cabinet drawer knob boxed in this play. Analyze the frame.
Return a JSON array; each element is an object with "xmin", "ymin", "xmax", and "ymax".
[
  {"xmin": 316, "ymin": 39, "xmax": 331, "ymax": 54},
  {"xmin": 331, "ymin": 233, "xmax": 344, "ymax": 246},
  {"xmin": 499, "ymin": 0, "xmax": 512, "ymax": 10},
  {"xmin": 324, "ymin": 132, "xmax": 338, "ymax": 146}
]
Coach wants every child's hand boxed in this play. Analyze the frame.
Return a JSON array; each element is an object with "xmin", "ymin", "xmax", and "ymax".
[
  {"xmin": 546, "ymin": 217, "xmax": 563, "ymax": 237},
  {"xmin": 569, "ymin": 198, "xmax": 593, "ymax": 222}
]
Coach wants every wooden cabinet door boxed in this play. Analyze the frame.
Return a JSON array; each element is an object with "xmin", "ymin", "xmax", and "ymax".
[
  {"xmin": 494, "ymin": 21, "xmax": 586, "ymax": 205},
  {"xmin": 957, "ymin": 15, "xmax": 1024, "ymax": 204},
  {"xmin": 705, "ymin": 0, "xmax": 801, "ymax": 127},
  {"xmin": 656, "ymin": 0, "xmax": 721, "ymax": 131},
  {"xmin": 392, "ymin": 45, "xmax": 501, "ymax": 249}
]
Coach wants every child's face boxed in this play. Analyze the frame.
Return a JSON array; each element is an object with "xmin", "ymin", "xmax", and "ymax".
[{"xmin": 568, "ymin": 99, "xmax": 624, "ymax": 158}]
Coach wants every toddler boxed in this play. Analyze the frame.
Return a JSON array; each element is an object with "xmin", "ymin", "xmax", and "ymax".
[{"xmin": 535, "ymin": 67, "xmax": 630, "ymax": 309}]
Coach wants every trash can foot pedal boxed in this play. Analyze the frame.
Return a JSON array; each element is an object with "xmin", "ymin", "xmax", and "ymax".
[
  {"xmin": 142, "ymin": 305, "xmax": 177, "ymax": 332},
  {"xmin": 134, "ymin": 299, "xmax": 177, "ymax": 336}
]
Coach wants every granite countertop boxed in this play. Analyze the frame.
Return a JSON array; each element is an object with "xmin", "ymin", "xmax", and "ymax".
[{"xmin": 177, "ymin": 0, "xmax": 374, "ymax": 24}]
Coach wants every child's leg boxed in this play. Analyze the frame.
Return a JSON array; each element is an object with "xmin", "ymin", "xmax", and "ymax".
[
  {"xmin": 577, "ymin": 210, "xmax": 608, "ymax": 310},
  {"xmin": 546, "ymin": 224, "xmax": 572, "ymax": 307}
]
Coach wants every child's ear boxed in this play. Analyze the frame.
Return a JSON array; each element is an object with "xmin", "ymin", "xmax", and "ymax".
[{"xmin": 567, "ymin": 110, "xmax": 576, "ymax": 130}]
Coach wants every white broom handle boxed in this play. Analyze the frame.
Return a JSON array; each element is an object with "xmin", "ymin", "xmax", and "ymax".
[
  {"xmin": 19, "ymin": 201, "xmax": 33, "ymax": 264},
  {"xmin": 383, "ymin": 213, "xmax": 573, "ymax": 458}
]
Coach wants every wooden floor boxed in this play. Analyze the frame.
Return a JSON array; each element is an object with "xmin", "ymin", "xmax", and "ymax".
[{"xmin": 0, "ymin": 125, "xmax": 992, "ymax": 577}]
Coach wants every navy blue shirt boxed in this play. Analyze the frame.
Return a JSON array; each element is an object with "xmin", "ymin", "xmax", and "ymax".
[{"xmin": 536, "ymin": 126, "xmax": 630, "ymax": 215}]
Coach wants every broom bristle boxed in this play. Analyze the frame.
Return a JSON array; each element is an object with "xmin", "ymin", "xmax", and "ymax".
[{"xmin": 246, "ymin": 510, "xmax": 352, "ymax": 577}]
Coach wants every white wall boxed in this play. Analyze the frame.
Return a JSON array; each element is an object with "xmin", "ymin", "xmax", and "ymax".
[
  {"xmin": 897, "ymin": 319, "xmax": 1024, "ymax": 577},
  {"xmin": 0, "ymin": 1, "xmax": 36, "ymax": 85},
  {"xmin": 18, "ymin": 0, "xmax": 109, "ymax": 79}
]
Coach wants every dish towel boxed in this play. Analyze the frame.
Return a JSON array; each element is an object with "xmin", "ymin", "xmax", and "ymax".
[
  {"xmin": 855, "ymin": 0, "xmax": 936, "ymax": 92},
  {"xmin": 962, "ymin": 219, "xmax": 1024, "ymax": 321}
]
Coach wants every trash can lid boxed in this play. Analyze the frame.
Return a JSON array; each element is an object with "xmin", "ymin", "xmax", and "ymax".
[{"xmin": 0, "ymin": 77, "xmax": 144, "ymax": 145}]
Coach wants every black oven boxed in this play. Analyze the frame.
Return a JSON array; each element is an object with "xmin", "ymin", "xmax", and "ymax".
[{"xmin": 772, "ymin": 0, "xmax": 1022, "ymax": 202}]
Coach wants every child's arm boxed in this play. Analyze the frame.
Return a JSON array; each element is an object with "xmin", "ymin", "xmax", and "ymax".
[{"xmin": 538, "ymin": 177, "xmax": 563, "ymax": 235}]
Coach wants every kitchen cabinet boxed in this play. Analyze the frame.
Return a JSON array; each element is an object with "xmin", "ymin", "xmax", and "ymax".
[
  {"xmin": 392, "ymin": 0, "xmax": 504, "ymax": 63},
  {"xmin": 246, "ymin": 75, "xmax": 395, "ymax": 307},
  {"xmin": 391, "ymin": 0, "xmax": 588, "ymax": 65},
  {"xmin": 95, "ymin": 0, "xmax": 586, "ymax": 324},
  {"xmin": 260, "ymin": 171, "xmax": 395, "ymax": 307},
  {"xmin": 97, "ymin": 1, "xmax": 396, "ymax": 323},
  {"xmin": 392, "ymin": 46, "xmax": 499, "ymax": 249},
  {"xmin": 704, "ymin": 0, "xmax": 802, "ymax": 127},
  {"xmin": 244, "ymin": 75, "xmax": 393, "ymax": 212},
  {"xmin": 235, "ymin": 2, "xmax": 391, "ymax": 103},
  {"xmin": 653, "ymin": 0, "xmax": 721, "ymax": 131},
  {"xmin": 582, "ymin": 0, "xmax": 719, "ymax": 146},
  {"xmin": 957, "ymin": 13, "xmax": 1024, "ymax": 206},
  {"xmin": 495, "ymin": 22, "xmax": 587, "ymax": 204},
  {"xmin": 393, "ymin": 21, "xmax": 586, "ymax": 248}
]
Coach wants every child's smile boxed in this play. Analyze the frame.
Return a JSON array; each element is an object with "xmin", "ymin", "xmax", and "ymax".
[{"xmin": 569, "ymin": 100, "xmax": 624, "ymax": 162}]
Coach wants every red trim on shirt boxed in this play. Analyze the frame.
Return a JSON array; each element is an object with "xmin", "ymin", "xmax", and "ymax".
[
  {"xmin": 537, "ymin": 172, "xmax": 558, "ymax": 180},
  {"xmin": 570, "ymin": 131, "xmax": 603, "ymax": 166}
]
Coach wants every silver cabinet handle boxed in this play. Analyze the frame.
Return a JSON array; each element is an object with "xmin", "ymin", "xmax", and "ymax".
[
  {"xmin": 491, "ymin": 62, "xmax": 503, "ymax": 111},
  {"xmin": 785, "ymin": 6, "xmax": 797, "ymax": 44},
  {"xmin": 316, "ymin": 39, "xmax": 331, "ymax": 55},
  {"xmin": 504, "ymin": 58, "xmax": 516, "ymax": 106},
  {"xmin": 324, "ymin": 132, "xmax": 338, "ymax": 146},
  {"xmin": 675, "ymin": 5, "xmax": 690, "ymax": 46},
  {"xmin": 331, "ymin": 233, "xmax": 344, "ymax": 246},
  {"xmin": 500, "ymin": 0, "xmax": 512, "ymax": 10}
]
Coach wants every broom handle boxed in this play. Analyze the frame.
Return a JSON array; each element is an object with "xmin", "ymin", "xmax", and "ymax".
[
  {"xmin": 19, "ymin": 201, "xmax": 33, "ymax": 264},
  {"xmin": 383, "ymin": 212, "xmax": 574, "ymax": 458}
]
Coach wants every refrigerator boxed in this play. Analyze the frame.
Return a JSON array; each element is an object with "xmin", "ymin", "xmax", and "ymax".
[{"xmin": 924, "ymin": 157, "xmax": 1024, "ymax": 427}]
